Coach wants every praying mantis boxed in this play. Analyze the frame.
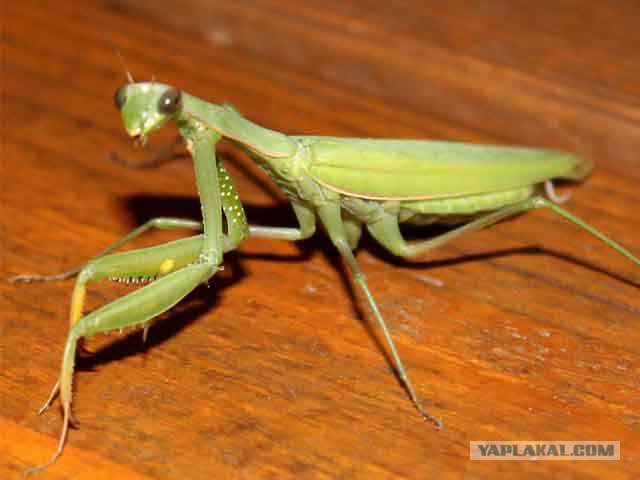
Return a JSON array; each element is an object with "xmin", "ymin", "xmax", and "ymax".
[{"xmin": 16, "ymin": 81, "xmax": 639, "ymax": 474}]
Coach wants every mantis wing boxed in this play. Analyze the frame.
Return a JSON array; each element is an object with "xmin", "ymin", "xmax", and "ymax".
[{"xmin": 300, "ymin": 137, "xmax": 593, "ymax": 200}]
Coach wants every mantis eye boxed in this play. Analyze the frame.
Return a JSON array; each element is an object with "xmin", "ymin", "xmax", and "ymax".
[
  {"xmin": 114, "ymin": 86, "xmax": 127, "ymax": 110},
  {"xmin": 158, "ymin": 88, "xmax": 183, "ymax": 115}
]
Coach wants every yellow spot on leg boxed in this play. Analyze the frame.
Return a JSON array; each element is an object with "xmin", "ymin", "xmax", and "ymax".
[
  {"xmin": 160, "ymin": 258, "xmax": 175, "ymax": 274},
  {"xmin": 69, "ymin": 283, "xmax": 86, "ymax": 328}
]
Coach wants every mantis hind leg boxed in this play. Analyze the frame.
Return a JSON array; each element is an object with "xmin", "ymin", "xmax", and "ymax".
[
  {"xmin": 27, "ymin": 238, "xmax": 216, "ymax": 476},
  {"xmin": 367, "ymin": 202, "xmax": 535, "ymax": 258},
  {"xmin": 10, "ymin": 217, "xmax": 203, "ymax": 283},
  {"xmin": 366, "ymin": 197, "xmax": 640, "ymax": 265},
  {"xmin": 316, "ymin": 203, "xmax": 442, "ymax": 429},
  {"xmin": 540, "ymin": 198, "xmax": 639, "ymax": 265}
]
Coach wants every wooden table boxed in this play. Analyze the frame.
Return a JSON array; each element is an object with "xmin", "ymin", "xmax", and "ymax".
[{"xmin": 3, "ymin": 1, "xmax": 639, "ymax": 478}]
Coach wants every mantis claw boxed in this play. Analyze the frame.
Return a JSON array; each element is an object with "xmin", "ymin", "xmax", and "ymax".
[
  {"xmin": 37, "ymin": 381, "xmax": 60, "ymax": 415},
  {"xmin": 406, "ymin": 385, "xmax": 443, "ymax": 430},
  {"xmin": 418, "ymin": 407, "xmax": 444, "ymax": 431},
  {"xmin": 68, "ymin": 412, "xmax": 80, "ymax": 429},
  {"xmin": 77, "ymin": 339, "xmax": 94, "ymax": 355},
  {"xmin": 142, "ymin": 320, "xmax": 153, "ymax": 344}
]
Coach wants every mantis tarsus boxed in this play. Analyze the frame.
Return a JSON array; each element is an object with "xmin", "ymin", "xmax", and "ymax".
[{"xmin": 16, "ymin": 81, "xmax": 639, "ymax": 475}]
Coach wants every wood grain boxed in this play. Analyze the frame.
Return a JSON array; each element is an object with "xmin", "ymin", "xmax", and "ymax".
[{"xmin": 2, "ymin": 1, "xmax": 639, "ymax": 478}]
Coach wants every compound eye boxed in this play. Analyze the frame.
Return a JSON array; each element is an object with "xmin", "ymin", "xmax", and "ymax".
[
  {"xmin": 158, "ymin": 88, "xmax": 183, "ymax": 115},
  {"xmin": 114, "ymin": 86, "xmax": 127, "ymax": 110}
]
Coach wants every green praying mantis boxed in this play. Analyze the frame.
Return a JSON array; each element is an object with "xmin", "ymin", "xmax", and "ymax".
[{"xmin": 16, "ymin": 80, "xmax": 639, "ymax": 475}]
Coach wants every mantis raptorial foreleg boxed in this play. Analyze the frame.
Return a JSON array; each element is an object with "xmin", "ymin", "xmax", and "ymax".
[
  {"xmin": 366, "ymin": 197, "xmax": 640, "ymax": 265},
  {"xmin": 36, "ymin": 235, "xmax": 210, "ymax": 405},
  {"xmin": 68, "ymin": 236, "xmax": 208, "ymax": 325},
  {"xmin": 26, "ymin": 130, "xmax": 232, "ymax": 475},
  {"xmin": 26, "ymin": 262, "xmax": 218, "ymax": 476}
]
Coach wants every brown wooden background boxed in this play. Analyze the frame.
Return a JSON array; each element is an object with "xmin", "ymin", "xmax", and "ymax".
[{"xmin": 2, "ymin": 1, "xmax": 639, "ymax": 478}]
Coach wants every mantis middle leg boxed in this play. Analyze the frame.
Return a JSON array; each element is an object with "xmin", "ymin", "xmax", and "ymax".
[
  {"xmin": 315, "ymin": 201, "xmax": 443, "ymax": 429},
  {"xmin": 13, "ymin": 189, "xmax": 318, "ymax": 285}
]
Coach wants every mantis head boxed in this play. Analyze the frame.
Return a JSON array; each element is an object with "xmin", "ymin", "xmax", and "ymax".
[{"xmin": 114, "ymin": 82, "xmax": 183, "ymax": 145}]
